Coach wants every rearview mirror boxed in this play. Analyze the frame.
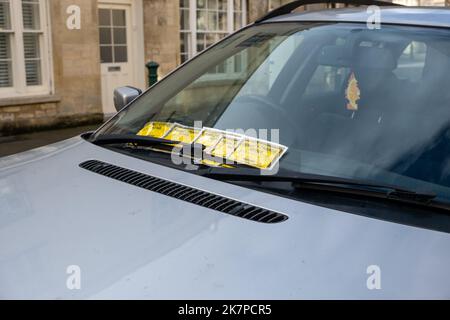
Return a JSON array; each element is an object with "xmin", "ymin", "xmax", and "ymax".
[{"xmin": 113, "ymin": 86, "xmax": 142, "ymax": 112}]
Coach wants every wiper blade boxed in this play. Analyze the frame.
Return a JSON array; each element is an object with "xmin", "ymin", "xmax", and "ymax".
[
  {"xmin": 199, "ymin": 167, "xmax": 437, "ymax": 204},
  {"xmin": 91, "ymin": 134, "xmax": 178, "ymax": 146},
  {"xmin": 91, "ymin": 134, "xmax": 205, "ymax": 151}
]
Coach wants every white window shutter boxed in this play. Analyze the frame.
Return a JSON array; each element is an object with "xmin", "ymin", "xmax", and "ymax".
[
  {"xmin": 0, "ymin": 0, "xmax": 12, "ymax": 88},
  {"xmin": 23, "ymin": 33, "xmax": 41, "ymax": 85}
]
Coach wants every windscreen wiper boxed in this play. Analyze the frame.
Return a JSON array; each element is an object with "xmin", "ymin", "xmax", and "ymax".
[
  {"xmin": 199, "ymin": 167, "xmax": 440, "ymax": 206},
  {"xmin": 91, "ymin": 134, "xmax": 205, "ymax": 152}
]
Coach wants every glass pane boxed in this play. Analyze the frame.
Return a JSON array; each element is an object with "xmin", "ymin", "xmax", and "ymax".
[
  {"xmin": 97, "ymin": 23, "xmax": 450, "ymax": 207},
  {"xmin": 234, "ymin": 53, "xmax": 242, "ymax": 73},
  {"xmin": 197, "ymin": 0, "xmax": 206, "ymax": 9},
  {"xmin": 218, "ymin": 0, "xmax": 227, "ymax": 10},
  {"xmin": 180, "ymin": 32, "xmax": 187, "ymax": 53},
  {"xmin": 0, "ymin": 33, "xmax": 12, "ymax": 87},
  {"xmin": 234, "ymin": 12, "xmax": 242, "ymax": 30},
  {"xmin": 206, "ymin": 33, "xmax": 216, "ymax": 48},
  {"xmin": 98, "ymin": 9, "xmax": 111, "ymax": 26},
  {"xmin": 180, "ymin": 8, "xmax": 189, "ymax": 30},
  {"xmin": 0, "ymin": 32, "xmax": 10, "ymax": 59},
  {"xmin": 180, "ymin": 0, "xmax": 189, "ymax": 8},
  {"xmin": 208, "ymin": 12, "xmax": 218, "ymax": 31},
  {"xmin": 180, "ymin": 53, "xmax": 188, "ymax": 64},
  {"xmin": 0, "ymin": 0, "xmax": 11, "ymax": 30},
  {"xmin": 22, "ymin": 0, "xmax": 40, "ymax": 30},
  {"xmin": 99, "ymin": 27, "xmax": 111, "ymax": 45},
  {"xmin": 196, "ymin": 33, "xmax": 205, "ymax": 52},
  {"xmin": 217, "ymin": 60, "xmax": 226, "ymax": 73},
  {"xmin": 197, "ymin": 10, "xmax": 206, "ymax": 30},
  {"xmin": 218, "ymin": 12, "xmax": 227, "ymax": 31},
  {"xmin": 208, "ymin": 0, "xmax": 218, "ymax": 10},
  {"xmin": 23, "ymin": 33, "xmax": 40, "ymax": 59},
  {"xmin": 23, "ymin": 32, "xmax": 42, "ymax": 86},
  {"xmin": 113, "ymin": 27, "xmax": 126, "ymax": 45},
  {"xmin": 114, "ymin": 46, "xmax": 127, "ymax": 63},
  {"xmin": 100, "ymin": 46, "xmax": 113, "ymax": 63},
  {"xmin": 394, "ymin": 41, "xmax": 427, "ymax": 82},
  {"xmin": 25, "ymin": 59, "xmax": 41, "ymax": 86},
  {"xmin": 0, "ymin": 60, "xmax": 11, "ymax": 87},
  {"xmin": 180, "ymin": 32, "xmax": 191, "ymax": 62},
  {"xmin": 234, "ymin": 0, "xmax": 241, "ymax": 11},
  {"xmin": 305, "ymin": 66, "xmax": 350, "ymax": 95},
  {"xmin": 112, "ymin": 10, "xmax": 126, "ymax": 27}
]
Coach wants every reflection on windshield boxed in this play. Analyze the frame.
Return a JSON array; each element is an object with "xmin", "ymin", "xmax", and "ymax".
[{"xmin": 96, "ymin": 22, "xmax": 450, "ymax": 200}]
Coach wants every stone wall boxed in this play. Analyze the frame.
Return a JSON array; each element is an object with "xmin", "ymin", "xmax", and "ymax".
[
  {"xmin": 0, "ymin": 0, "xmax": 103, "ymax": 136},
  {"xmin": 0, "ymin": 100, "xmax": 102, "ymax": 134},
  {"xmin": 50, "ymin": 0, "xmax": 103, "ymax": 117},
  {"xmin": 248, "ymin": 0, "xmax": 270, "ymax": 22},
  {"xmin": 143, "ymin": 0, "xmax": 181, "ymax": 79}
]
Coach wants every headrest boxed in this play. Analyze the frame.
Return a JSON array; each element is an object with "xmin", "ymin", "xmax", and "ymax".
[
  {"xmin": 353, "ymin": 46, "xmax": 396, "ymax": 71},
  {"xmin": 318, "ymin": 45, "xmax": 397, "ymax": 71}
]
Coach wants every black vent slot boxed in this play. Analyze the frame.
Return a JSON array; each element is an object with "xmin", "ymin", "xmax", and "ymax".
[{"xmin": 80, "ymin": 160, "xmax": 288, "ymax": 224}]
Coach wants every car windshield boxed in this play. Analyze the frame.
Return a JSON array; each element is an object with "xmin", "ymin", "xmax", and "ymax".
[{"xmin": 95, "ymin": 22, "xmax": 450, "ymax": 201}]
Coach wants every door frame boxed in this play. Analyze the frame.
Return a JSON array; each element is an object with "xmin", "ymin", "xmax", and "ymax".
[{"xmin": 98, "ymin": 0, "xmax": 146, "ymax": 113}]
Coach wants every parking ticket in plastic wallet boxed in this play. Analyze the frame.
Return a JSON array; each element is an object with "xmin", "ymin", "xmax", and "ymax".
[
  {"xmin": 137, "ymin": 121, "xmax": 174, "ymax": 138},
  {"xmin": 208, "ymin": 135, "xmax": 242, "ymax": 159},
  {"xmin": 164, "ymin": 123, "xmax": 201, "ymax": 144},
  {"xmin": 194, "ymin": 129, "xmax": 224, "ymax": 148},
  {"xmin": 228, "ymin": 138, "xmax": 287, "ymax": 170},
  {"xmin": 137, "ymin": 122, "xmax": 288, "ymax": 169}
]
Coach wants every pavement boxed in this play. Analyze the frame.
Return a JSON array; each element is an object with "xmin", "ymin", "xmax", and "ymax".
[{"xmin": 0, "ymin": 124, "xmax": 101, "ymax": 158}]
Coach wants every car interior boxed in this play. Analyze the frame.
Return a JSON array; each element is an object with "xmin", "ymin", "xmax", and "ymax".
[
  {"xmin": 108, "ymin": 23, "xmax": 450, "ymax": 190},
  {"xmin": 267, "ymin": 27, "xmax": 450, "ymax": 187}
]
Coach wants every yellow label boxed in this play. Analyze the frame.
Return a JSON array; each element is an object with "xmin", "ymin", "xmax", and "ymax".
[
  {"xmin": 228, "ymin": 139, "xmax": 284, "ymax": 169},
  {"xmin": 137, "ymin": 121, "xmax": 173, "ymax": 138},
  {"xmin": 164, "ymin": 125, "xmax": 200, "ymax": 144},
  {"xmin": 210, "ymin": 136, "xmax": 241, "ymax": 159},
  {"xmin": 195, "ymin": 130, "xmax": 223, "ymax": 148},
  {"xmin": 198, "ymin": 158, "xmax": 234, "ymax": 168},
  {"xmin": 137, "ymin": 124, "xmax": 288, "ymax": 170}
]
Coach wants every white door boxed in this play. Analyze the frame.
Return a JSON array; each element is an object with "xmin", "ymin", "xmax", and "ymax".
[{"xmin": 98, "ymin": 4, "xmax": 135, "ymax": 115}]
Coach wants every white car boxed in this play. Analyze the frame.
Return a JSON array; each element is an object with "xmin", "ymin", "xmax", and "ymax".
[{"xmin": 1, "ymin": 1, "xmax": 450, "ymax": 299}]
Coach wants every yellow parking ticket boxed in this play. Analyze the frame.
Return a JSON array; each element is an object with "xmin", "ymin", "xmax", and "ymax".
[
  {"xmin": 137, "ymin": 121, "xmax": 174, "ymax": 139},
  {"xmin": 228, "ymin": 138, "xmax": 286, "ymax": 169},
  {"xmin": 136, "ymin": 123, "xmax": 288, "ymax": 170},
  {"xmin": 194, "ymin": 129, "xmax": 224, "ymax": 148},
  {"xmin": 164, "ymin": 124, "xmax": 201, "ymax": 144},
  {"xmin": 209, "ymin": 135, "xmax": 242, "ymax": 159},
  {"xmin": 197, "ymin": 158, "xmax": 234, "ymax": 168}
]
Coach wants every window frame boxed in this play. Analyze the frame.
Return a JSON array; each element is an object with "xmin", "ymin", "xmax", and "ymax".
[
  {"xmin": 180, "ymin": 0, "xmax": 247, "ymax": 62},
  {"xmin": 98, "ymin": 7, "xmax": 130, "ymax": 64},
  {"xmin": 0, "ymin": 0, "xmax": 53, "ymax": 99}
]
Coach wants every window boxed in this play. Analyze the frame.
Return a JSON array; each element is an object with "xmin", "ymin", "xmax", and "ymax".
[
  {"xmin": 98, "ymin": 8, "xmax": 128, "ymax": 64},
  {"xmin": 394, "ymin": 41, "xmax": 427, "ymax": 82},
  {"xmin": 180, "ymin": 0, "xmax": 247, "ymax": 63},
  {"xmin": 305, "ymin": 66, "xmax": 351, "ymax": 96},
  {"xmin": 0, "ymin": 0, "xmax": 52, "ymax": 98}
]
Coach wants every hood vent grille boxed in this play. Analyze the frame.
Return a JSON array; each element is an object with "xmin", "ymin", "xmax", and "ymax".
[{"xmin": 79, "ymin": 160, "xmax": 288, "ymax": 224}]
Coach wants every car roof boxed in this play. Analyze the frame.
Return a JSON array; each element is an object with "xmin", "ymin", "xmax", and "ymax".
[{"xmin": 265, "ymin": 7, "xmax": 450, "ymax": 28}]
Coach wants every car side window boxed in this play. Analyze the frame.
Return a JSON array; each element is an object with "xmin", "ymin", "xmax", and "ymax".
[
  {"xmin": 304, "ymin": 65, "xmax": 351, "ymax": 96},
  {"xmin": 393, "ymin": 41, "xmax": 427, "ymax": 82}
]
